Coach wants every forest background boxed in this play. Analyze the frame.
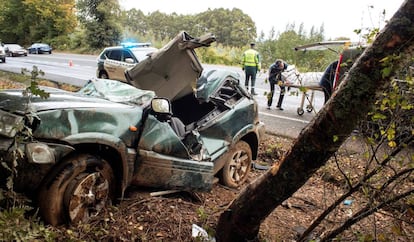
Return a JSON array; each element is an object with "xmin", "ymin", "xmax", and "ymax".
[{"xmin": 0, "ymin": 0, "xmax": 371, "ymax": 72}]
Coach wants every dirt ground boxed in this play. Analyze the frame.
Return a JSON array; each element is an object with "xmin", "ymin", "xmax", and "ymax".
[{"xmin": 46, "ymin": 134, "xmax": 412, "ymax": 242}]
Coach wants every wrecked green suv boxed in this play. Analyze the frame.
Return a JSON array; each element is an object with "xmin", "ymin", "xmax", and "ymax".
[{"xmin": 0, "ymin": 32, "xmax": 265, "ymax": 226}]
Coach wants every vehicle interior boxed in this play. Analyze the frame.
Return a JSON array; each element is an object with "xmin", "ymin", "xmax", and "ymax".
[{"xmin": 171, "ymin": 74, "xmax": 245, "ymax": 135}]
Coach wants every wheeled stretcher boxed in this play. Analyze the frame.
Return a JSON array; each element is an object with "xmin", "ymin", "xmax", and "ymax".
[{"xmin": 281, "ymin": 68, "xmax": 323, "ymax": 115}]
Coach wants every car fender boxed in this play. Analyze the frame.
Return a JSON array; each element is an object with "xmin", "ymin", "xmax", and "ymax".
[
  {"xmin": 63, "ymin": 132, "xmax": 133, "ymax": 196},
  {"xmin": 231, "ymin": 123, "xmax": 262, "ymax": 159},
  {"xmin": 211, "ymin": 124, "xmax": 261, "ymax": 174}
]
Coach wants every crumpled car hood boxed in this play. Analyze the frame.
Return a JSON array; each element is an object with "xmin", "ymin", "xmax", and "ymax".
[
  {"xmin": 0, "ymin": 79, "xmax": 155, "ymax": 114},
  {"xmin": 0, "ymin": 87, "xmax": 129, "ymax": 114},
  {"xmin": 125, "ymin": 31, "xmax": 216, "ymax": 101}
]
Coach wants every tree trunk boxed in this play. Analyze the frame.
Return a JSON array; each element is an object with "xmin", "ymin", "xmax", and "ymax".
[{"xmin": 215, "ymin": 0, "xmax": 414, "ymax": 241}]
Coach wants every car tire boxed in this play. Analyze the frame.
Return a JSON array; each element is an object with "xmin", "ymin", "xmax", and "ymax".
[
  {"xmin": 99, "ymin": 71, "xmax": 109, "ymax": 79},
  {"xmin": 1, "ymin": 58, "xmax": 5, "ymax": 63},
  {"xmin": 220, "ymin": 140, "xmax": 252, "ymax": 188},
  {"xmin": 38, "ymin": 154, "xmax": 115, "ymax": 226}
]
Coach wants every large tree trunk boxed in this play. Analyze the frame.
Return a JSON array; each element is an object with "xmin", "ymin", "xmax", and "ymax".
[{"xmin": 216, "ymin": 1, "xmax": 414, "ymax": 241}]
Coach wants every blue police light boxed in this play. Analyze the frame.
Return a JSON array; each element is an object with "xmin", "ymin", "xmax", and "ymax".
[{"xmin": 121, "ymin": 42, "xmax": 152, "ymax": 48}]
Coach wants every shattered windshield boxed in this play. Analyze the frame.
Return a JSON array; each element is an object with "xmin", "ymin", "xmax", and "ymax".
[{"xmin": 78, "ymin": 78, "xmax": 155, "ymax": 106}]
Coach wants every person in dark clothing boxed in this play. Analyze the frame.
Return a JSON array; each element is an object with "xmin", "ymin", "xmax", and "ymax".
[
  {"xmin": 267, "ymin": 59, "xmax": 288, "ymax": 110},
  {"xmin": 319, "ymin": 60, "xmax": 338, "ymax": 104}
]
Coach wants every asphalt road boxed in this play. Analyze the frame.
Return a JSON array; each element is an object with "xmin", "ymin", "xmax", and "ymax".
[{"xmin": 0, "ymin": 53, "xmax": 326, "ymax": 138}]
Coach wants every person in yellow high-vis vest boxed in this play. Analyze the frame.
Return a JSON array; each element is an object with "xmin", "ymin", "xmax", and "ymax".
[{"xmin": 241, "ymin": 43, "xmax": 261, "ymax": 95}]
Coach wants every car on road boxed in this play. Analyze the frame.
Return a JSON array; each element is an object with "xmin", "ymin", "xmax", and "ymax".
[
  {"xmin": 0, "ymin": 43, "xmax": 6, "ymax": 63},
  {"xmin": 96, "ymin": 42, "xmax": 158, "ymax": 82},
  {"xmin": 5, "ymin": 44, "xmax": 28, "ymax": 57},
  {"xmin": 28, "ymin": 43, "xmax": 52, "ymax": 54},
  {"xmin": 0, "ymin": 31, "xmax": 265, "ymax": 226}
]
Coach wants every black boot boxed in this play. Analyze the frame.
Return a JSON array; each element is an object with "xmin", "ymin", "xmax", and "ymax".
[
  {"xmin": 276, "ymin": 94, "xmax": 284, "ymax": 110},
  {"xmin": 251, "ymin": 88, "xmax": 257, "ymax": 95}
]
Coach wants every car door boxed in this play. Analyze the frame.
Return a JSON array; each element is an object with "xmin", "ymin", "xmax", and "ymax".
[
  {"xmin": 115, "ymin": 49, "xmax": 136, "ymax": 81},
  {"xmin": 132, "ymin": 114, "xmax": 214, "ymax": 192},
  {"xmin": 104, "ymin": 49, "xmax": 122, "ymax": 80}
]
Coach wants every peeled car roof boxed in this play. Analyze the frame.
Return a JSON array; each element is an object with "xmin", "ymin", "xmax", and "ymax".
[{"xmin": 125, "ymin": 31, "xmax": 216, "ymax": 101}]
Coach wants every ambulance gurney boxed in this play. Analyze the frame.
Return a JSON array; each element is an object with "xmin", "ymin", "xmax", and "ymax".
[{"xmin": 280, "ymin": 65, "xmax": 323, "ymax": 115}]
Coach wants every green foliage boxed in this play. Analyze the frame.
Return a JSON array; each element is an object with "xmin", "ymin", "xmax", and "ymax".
[
  {"xmin": 0, "ymin": 207, "xmax": 57, "ymax": 241},
  {"xmin": 76, "ymin": 0, "xmax": 122, "ymax": 49},
  {"xmin": 197, "ymin": 206, "xmax": 209, "ymax": 223},
  {"xmin": 0, "ymin": 0, "xmax": 76, "ymax": 45},
  {"xmin": 195, "ymin": 8, "xmax": 257, "ymax": 48},
  {"xmin": 257, "ymin": 23, "xmax": 329, "ymax": 70},
  {"xmin": 1, "ymin": 0, "xmax": 336, "ymax": 63},
  {"xmin": 360, "ymin": 70, "xmax": 413, "ymax": 147},
  {"xmin": 21, "ymin": 66, "xmax": 50, "ymax": 99},
  {"xmin": 120, "ymin": 7, "xmax": 257, "ymax": 49},
  {"xmin": 196, "ymin": 44, "xmax": 242, "ymax": 66}
]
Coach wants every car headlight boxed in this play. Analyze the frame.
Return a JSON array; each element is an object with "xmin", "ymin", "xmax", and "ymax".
[
  {"xmin": 26, "ymin": 143, "xmax": 55, "ymax": 164},
  {"xmin": 0, "ymin": 110, "xmax": 24, "ymax": 137}
]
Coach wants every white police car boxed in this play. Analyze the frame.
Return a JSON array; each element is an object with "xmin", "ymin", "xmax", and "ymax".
[{"xmin": 96, "ymin": 42, "xmax": 158, "ymax": 82}]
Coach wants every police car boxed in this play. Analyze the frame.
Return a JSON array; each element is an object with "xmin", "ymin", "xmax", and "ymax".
[{"xmin": 96, "ymin": 42, "xmax": 158, "ymax": 82}]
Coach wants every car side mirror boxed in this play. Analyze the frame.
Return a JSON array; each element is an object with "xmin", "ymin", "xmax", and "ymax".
[
  {"xmin": 125, "ymin": 58, "xmax": 135, "ymax": 64},
  {"xmin": 151, "ymin": 98, "xmax": 171, "ymax": 113},
  {"xmin": 151, "ymin": 98, "xmax": 172, "ymax": 122}
]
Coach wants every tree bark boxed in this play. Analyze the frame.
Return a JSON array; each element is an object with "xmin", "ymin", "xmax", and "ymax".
[{"xmin": 215, "ymin": 0, "xmax": 414, "ymax": 241}]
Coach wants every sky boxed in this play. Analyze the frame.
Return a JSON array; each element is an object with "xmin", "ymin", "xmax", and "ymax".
[{"xmin": 119, "ymin": 0, "xmax": 404, "ymax": 41}]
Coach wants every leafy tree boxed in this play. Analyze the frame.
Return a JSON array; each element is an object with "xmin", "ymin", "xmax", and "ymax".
[
  {"xmin": 0, "ymin": 0, "xmax": 76, "ymax": 46},
  {"xmin": 24, "ymin": 0, "xmax": 76, "ymax": 43},
  {"xmin": 258, "ymin": 22, "xmax": 326, "ymax": 70},
  {"xmin": 194, "ymin": 8, "xmax": 256, "ymax": 47},
  {"xmin": 0, "ymin": 0, "xmax": 28, "ymax": 44},
  {"xmin": 121, "ymin": 8, "xmax": 148, "ymax": 37},
  {"xmin": 76, "ymin": 0, "xmax": 122, "ymax": 49},
  {"xmin": 215, "ymin": 1, "xmax": 414, "ymax": 240}
]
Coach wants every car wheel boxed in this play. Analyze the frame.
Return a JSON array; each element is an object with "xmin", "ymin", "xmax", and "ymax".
[
  {"xmin": 99, "ymin": 71, "xmax": 109, "ymax": 79},
  {"xmin": 221, "ymin": 140, "xmax": 252, "ymax": 188},
  {"xmin": 1, "ymin": 58, "xmax": 5, "ymax": 63},
  {"xmin": 38, "ymin": 154, "xmax": 115, "ymax": 226}
]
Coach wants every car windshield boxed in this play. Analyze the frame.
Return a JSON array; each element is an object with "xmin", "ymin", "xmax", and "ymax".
[
  {"xmin": 7, "ymin": 44, "xmax": 22, "ymax": 50},
  {"xmin": 33, "ymin": 43, "xmax": 48, "ymax": 47},
  {"xmin": 131, "ymin": 47, "xmax": 158, "ymax": 62}
]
